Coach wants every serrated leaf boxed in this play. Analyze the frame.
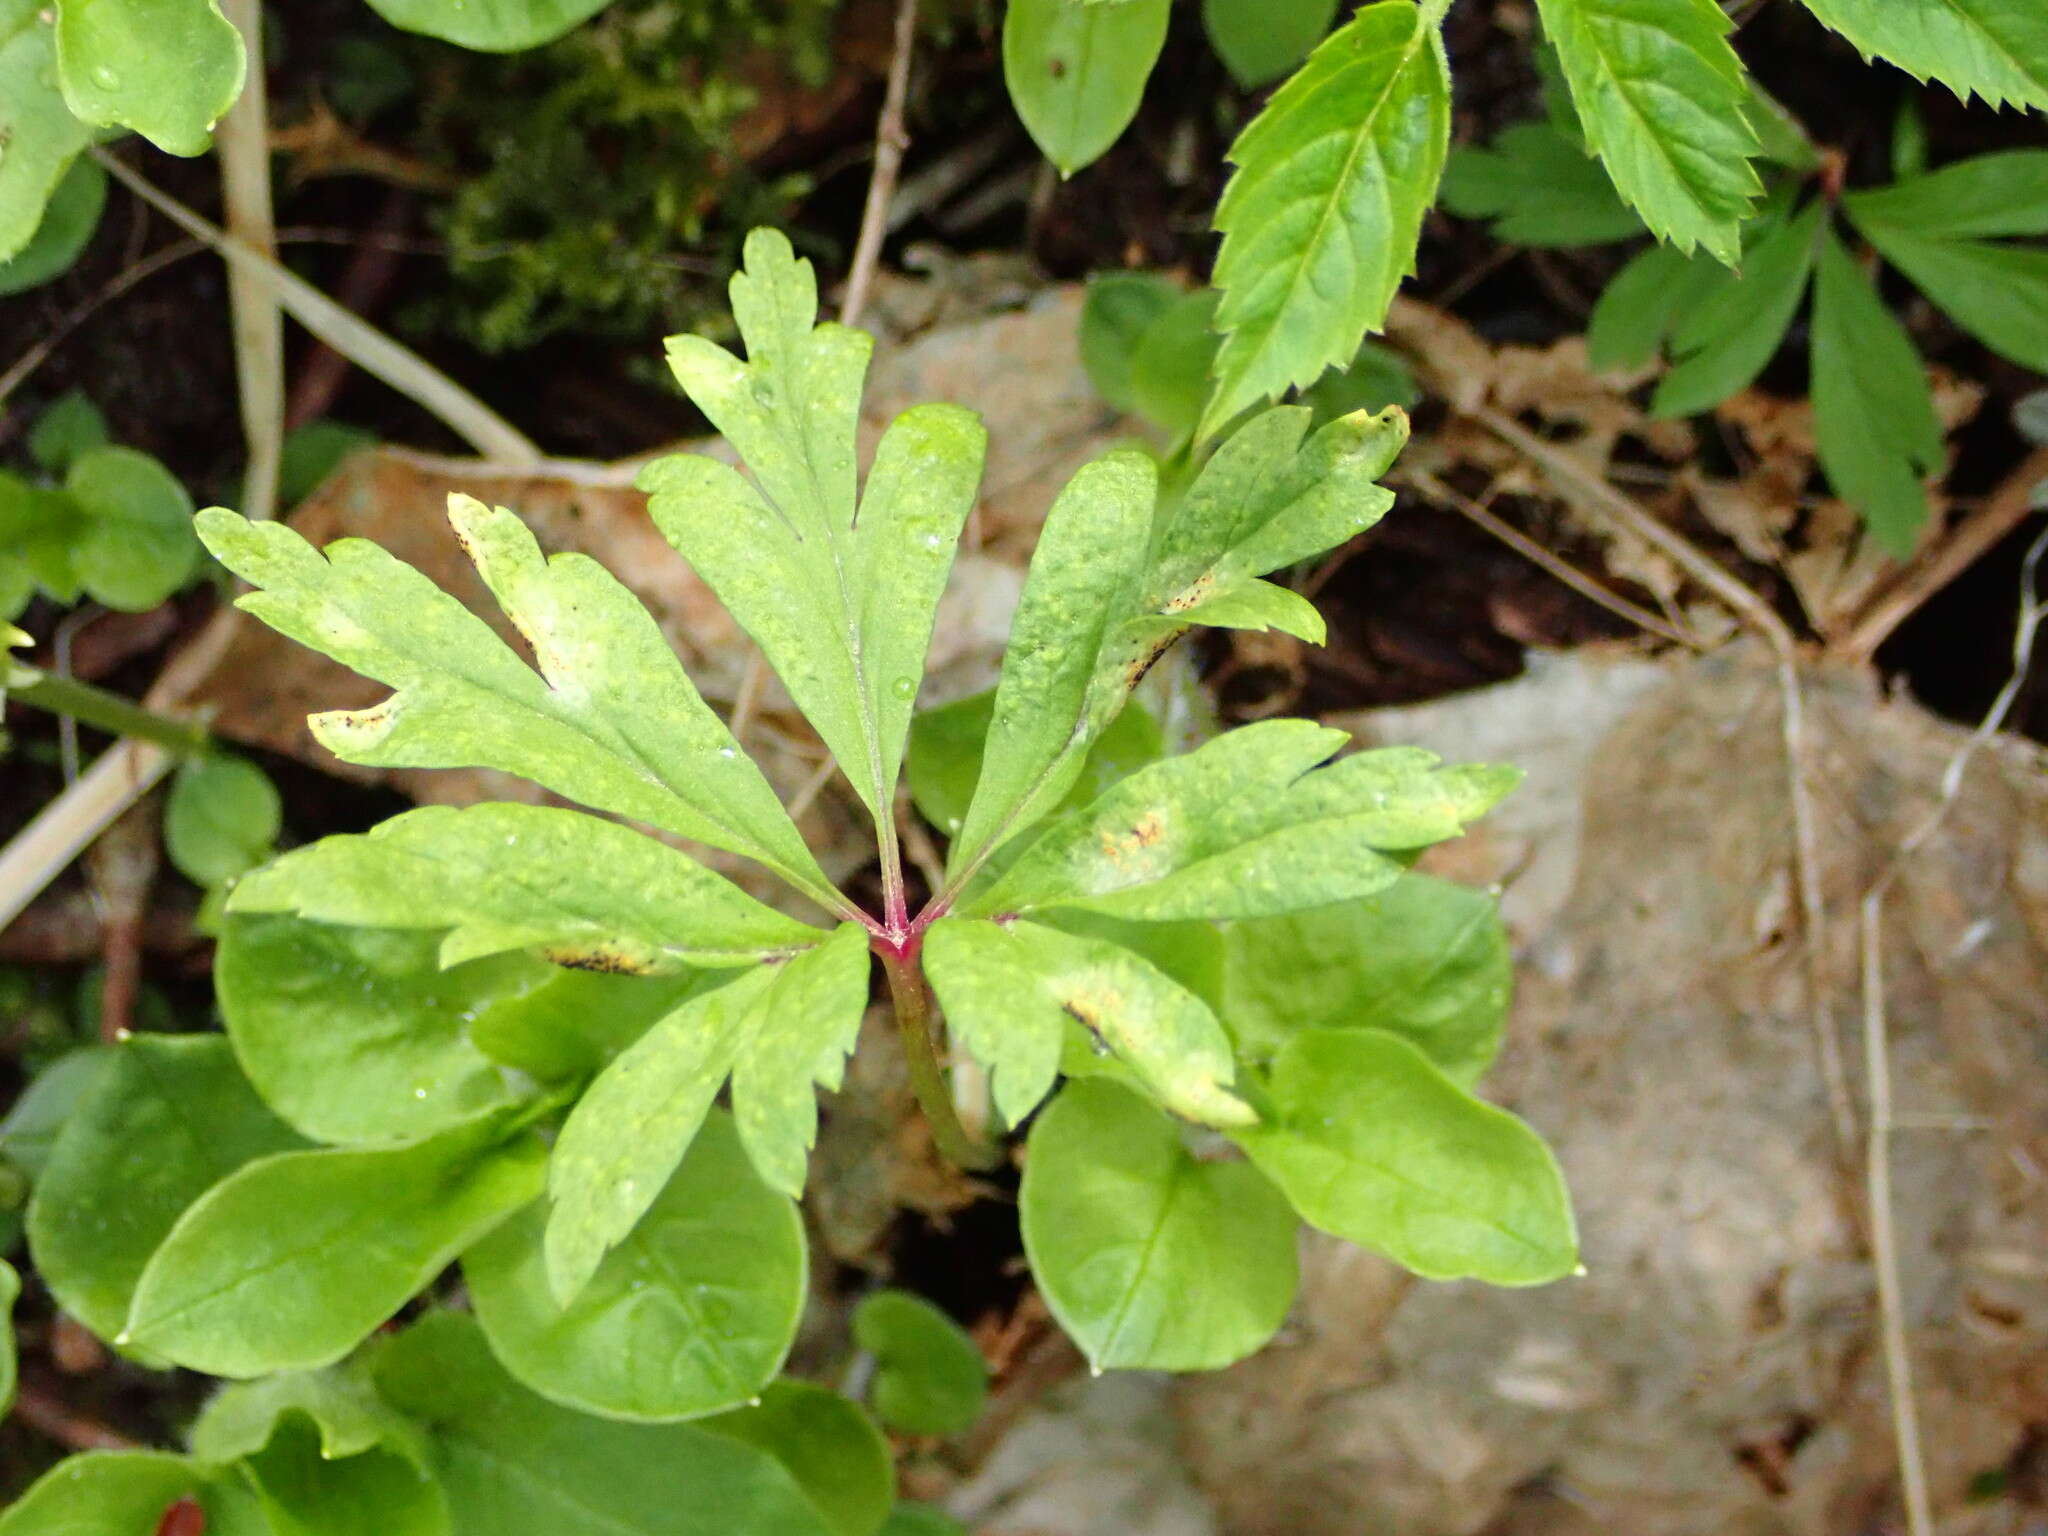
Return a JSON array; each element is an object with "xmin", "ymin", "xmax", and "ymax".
[
  {"xmin": 1236, "ymin": 1027, "xmax": 1577, "ymax": 1284},
  {"xmin": 851, "ymin": 1291, "xmax": 989, "ymax": 1439},
  {"xmin": 1438, "ymin": 122, "xmax": 1647, "ymax": 246},
  {"xmin": 1846, "ymin": 150, "xmax": 2048, "ymax": 239},
  {"xmin": 1078, "ymin": 271, "xmax": 1182, "ymax": 415},
  {"xmin": 215, "ymin": 914, "xmax": 540, "ymax": 1144},
  {"xmin": 26, "ymin": 1033, "xmax": 305, "ymax": 1346},
  {"xmin": 0, "ymin": 1452, "xmax": 258, "ymax": 1536},
  {"xmin": 229, "ymin": 802, "xmax": 818, "ymax": 972},
  {"xmin": 544, "ymin": 925, "xmax": 867, "ymax": 1301},
  {"xmin": 1651, "ymin": 198, "xmax": 1823, "ymax": 418},
  {"xmin": 361, "ymin": 0, "xmax": 610, "ymax": 50},
  {"xmin": 1536, "ymin": 0, "xmax": 1760, "ymax": 264},
  {"xmin": 66, "ymin": 445, "xmax": 199, "ymax": 611},
  {"xmin": 1850, "ymin": 221, "xmax": 2048, "ymax": 375},
  {"xmin": 1203, "ymin": 0, "xmax": 1339, "ymax": 88},
  {"xmin": 969, "ymin": 719, "xmax": 1515, "ymax": 924},
  {"xmin": 1810, "ymin": 226, "xmax": 1943, "ymax": 556},
  {"xmin": 0, "ymin": 10, "xmax": 91, "ymax": 266},
  {"xmin": 196, "ymin": 500, "xmax": 837, "ymax": 908},
  {"xmin": 1203, "ymin": 1, "xmax": 1450, "ymax": 437},
  {"xmin": 468, "ymin": 1111, "xmax": 805, "ymax": 1423},
  {"xmin": 1222, "ymin": 872, "xmax": 1510, "ymax": 1085},
  {"xmin": 925, "ymin": 916, "xmax": 1250, "ymax": 1127},
  {"xmin": 1002, "ymin": 0, "xmax": 1170, "ymax": 176},
  {"xmin": 123, "ymin": 1112, "xmax": 545, "ymax": 1376},
  {"xmin": 55, "ymin": 0, "xmax": 246, "ymax": 156},
  {"xmin": 702, "ymin": 1382, "xmax": 895, "ymax": 1536},
  {"xmin": 373, "ymin": 1312, "xmax": 839, "ymax": 1536},
  {"xmin": 1797, "ymin": 0, "xmax": 2048, "ymax": 111},
  {"xmin": 1020, "ymin": 1080, "xmax": 1298, "ymax": 1371},
  {"xmin": 165, "ymin": 752, "xmax": 279, "ymax": 888},
  {"xmin": 0, "ymin": 155, "xmax": 105, "ymax": 296}
]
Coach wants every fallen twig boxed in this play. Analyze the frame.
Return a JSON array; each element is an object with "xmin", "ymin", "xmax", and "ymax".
[{"xmin": 841, "ymin": 0, "xmax": 921, "ymax": 330}]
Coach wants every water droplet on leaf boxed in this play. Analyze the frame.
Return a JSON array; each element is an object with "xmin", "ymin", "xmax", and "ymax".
[{"xmin": 891, "ymin": 677, "xmax": 916, "ymax": 701}]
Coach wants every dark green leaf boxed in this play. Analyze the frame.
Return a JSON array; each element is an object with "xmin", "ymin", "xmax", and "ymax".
[
  {"xmin": 1078, "ymin": 271, "xmax": 1182, "ymax": 415},
  {"xmin": 1439, "ymin": 123, "xmax": 1646, "ymax": 246},
  {"xmin": 878, "ymin": 1508, "xmax": 967, "ymax": 1536},
  {"xmin": 277, "ymin": 421, "xmax": 378, "ymax": 505},
  {"xmin": 1002, "ymin": 0, "xmax": 1171, "ymax": 176},
  {"xmin": 1128, "ymin": 289, "xmax": 1224, "ymax": 439},
  {"xmin": 1795, "ymin": 0, "xmax": 2048, "ymax": 111},
  {"xmin": 0, "ymin": 1046, "xmax": 114, "ymax": 1179},
  {"xmin": 0, "ymin": 1258, "xmax": 17, "ymax": 1415},
  {"xmin": 65, "ymin": 445, "xmax": 199, "ymax": 611},
  {"xmin": 25, "ymin": 391, "xmax": 110, "ymax": 476},
  {"xmin": 165, "ymin": 753, "xmax": 280, "ymax": 889},
  {"xmin": 703, "ymin": 1382, "xmax": 895, "ymax": 1536},
  {"xmin": 1202, "ymin": 0, "xmax": 1339, "ymax": 87},
  {"xmin": 1298, "ymin": 341, "xmax": 1421, "ymax": 422},
  {"xmin": 1852, "ymin": 222, "xmax": 2048, "ymax": 374},
  {"xmin": 1021, "ymin": 1080, "xmax": 1298, "ymax": 1371},
  {"xmin": 0, "ymin": 156, "xmax": 105, "ymax": 297},
  {"xmin": 1847, "ymin": 150, "xmax": 2048, "ymax": 239},
  {"xmin": 468, "ymin": 968, "xmax": 705, "ymax": 1083},
  {"xmin": 0, "ymin": 1452, "xmax": 257, "ymax": 1536},
  {"xmin": 242, "ymin": 1414, "xmax": 452, "ymax": 1536},
  {"xmin": 851, "ymin": 1290, "xmax": 989, "ymax": 1438},
  {"xmin": 1586, "ymin": 241, "xmax": 1715, "ymax": 371},
  {"xmin": 1651, "ymin": 199, "xmax": 1823, "ymax": 418},
  {"xmin": 0, "ymin": 8, "xmax": 89, "ymax": 266}
]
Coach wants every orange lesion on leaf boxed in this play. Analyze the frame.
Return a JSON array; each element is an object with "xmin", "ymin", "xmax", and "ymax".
[{"xmin": 1098, "ymin": 809, "xmax": 1168, "ymax": 867}]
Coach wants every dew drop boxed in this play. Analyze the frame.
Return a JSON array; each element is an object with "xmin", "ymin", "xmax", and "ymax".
[
  {"xmin": 717, "ymin": 746, "xmax": 737, "ymax": 760},
  {"xmin": 90, "ymin": 63, "xmax": 118, "ymax": 89},
  {"xmin": 413, "ymin": 1087, "xmax": 428, "ymax": 1099},
  {"xmin": 891, "ymin": 677, "xmax": 916, "ymax": 701}
]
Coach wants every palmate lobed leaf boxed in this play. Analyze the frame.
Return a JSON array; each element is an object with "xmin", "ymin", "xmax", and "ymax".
[{"xmin": 196, "ymin": 498, "xmax": 839, "ymax": 911}]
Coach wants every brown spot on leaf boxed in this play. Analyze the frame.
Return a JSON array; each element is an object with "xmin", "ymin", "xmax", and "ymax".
[
  {"xmin": 156, "ymin": 1500, "xmax": 206, "ymax": 1536},
  {"xmin": 541, "ymin": 942, "xmax": 658, "ymax": 975}
]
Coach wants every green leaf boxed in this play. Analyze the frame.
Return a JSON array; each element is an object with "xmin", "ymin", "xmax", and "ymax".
[
  {"xmin": 65, "ymin": 445, "xmax": 199, "ymax": 611},
  {"xmin": 468, "ymin": 968, "xmax": 704, "ymax": 1084},
  {"xmin": 242, "ymin": 1414, "xmax": 453, "ymax": 1536},
  {"xmin": 972, "ymin": 719, "xmax": 1515, "ymax": 923},
  {"xmin": 373, "ymin": 1312, "xmax": 840, "ymax": 1536},
  {"xmin": 1810, "ymin": 227, "xmax": 1943, "ymax": 556},
  {"xmin": 0, "ymin": 9, "xmax": 91, "ymax": 266},
  {"xmin": 26, "ymin": 391, "xmax": 110, "ymax": 476},
  {"xmin": 1298, "ymin": 340, "xmax": 1421, "ymax": 422},
  {"xmin": 0, "ymin": 1258, "xmax": 17, "ymax": 1415},
  {"xmin": 0, "ymin": 155, "xmax": 105, "ymax": 296},
  {"xmin": 0, "ymin": 1452, "xmax": 254, "ymax": 1536},
  {"xmin": 0, "ymin": 1046, "xmax": 114, "ymax": 1179},
  {"xmin": 229, "ymin": 802, "xmax": 819, "ymax": 972},
  {"xmin": 879, "ymin": 1508, "xmax": 967, "ymax": 1536},
  {"xmin": 1021, "ymin": 1080, "xmax": 1298, "ymax": 1371},
  {"xmin": 215, "ymin": 914, "xmax": 539, "ymax": 1144},
  {"xmin": 165, "ymin": 753, "xmax": 280, "ymax": 888},
  {"xmin": 191, "ymin": 1365, "xmax": 429, "ymax": 1464},
  {"xmin": 1236, "ymin": 1028, "xmax": 1577, "ymax": 1285},
  {"xmin": 851, "ymin": 1291, "xmax": 989, "ymax": 1438},
  {"xmin": 468, "ymin": 1111, "xmax": 805, "ymax": 1422},
  {"xmin": 1127, "ymin": 289, "xmax": 1225, "ymax": 440},
  {"xmin": 925, "ymin": 916, "xmax": 1249, "ymax": 1127},
  {"xmin": 544, "ymin": 925, "xmax": 867, "ymax": 1300},
  {"xmin": 26, "ymin": 1033, "xmax": 304, "ymax": 1345},
  {"xmin": 1222, "ymin": 873, "xmax": 1510, "ymax": 1085},
  {"xmin": 641, "ymin": 230, "xmax": 985, "ymax": 830},
  {"xmin": 1002, "ymin": 0, "xmax": 1170, "ymax": 177},
  {"xmin": 1586, "ymin": 241, "xmax": 1717, "ymax": 371},
  {"xmin": 703, "ymin": 1382, "xmax": 895, "ymax": 1536},
  {"xmin": 1651, "ymin": 198, "xmax": 1824, "ymax": 418},
  {"xmin": 1795, "ymin": 0, "xmax": 2048, "ymax": 111},
  {"xmin": 196, "ymin": 499, "xmax": 837, "ymax": 908},
  {"xmin": 361, "ymin": 0, "xmax": 611, "ymax": 51},
  {"xmin": 1744, "ymin": 77, "xmax": 1822, "ymax": 172},
  {"xmin": 123, "ymin": 1112, "xmax": 545, "ymax": 1375},
  {"xmin": 55, "ymin": 0, "xmax": 245, "ymax": 156},
  {"xmin": 1203, "ymin": 0, "xmax": 1339, "ymax": 87},
  {"xmin": 1536, "ymin": 0, "xmax": 1760, "ymax": 264},
  {"xmin": 1203, "ymin": 1, "xmax": 1451, "ymax": 437},
  {"xmin": 1079, "ymin": 271, "xmax": 1182, "ymax": 415},
  {"xmin": 1846, "ymin": 150, "xmax": 2048, "ymax": 239},
  {"xmin": 1438, "ymin": 122, "xmax": 1647, "ymax": 246},
  {"xmin": 1850, "ymin": 222, "xmax": 2048, "ymax": 375},
  {"xmin": 277, "ymin": 420, "xmax": 378, "ymax": 505}
]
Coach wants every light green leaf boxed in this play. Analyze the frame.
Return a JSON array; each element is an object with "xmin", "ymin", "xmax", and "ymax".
[
  {"xmin": 851, "ymin": 1290, "xmax": 989, "ymax": 1439},
  {"xmin": 0, "ymin": 1452, "xmax": 252, "ymax": 1536},
  {"xmin": 0, "ymin": 1045, "xmax": 114, "ymax": 1179},
  {"xmin": 1128, "ymin": 289, "xmax": 1225, "ymax": 440},
  {"xmin": 66, "ymin": 445, "xmax": 200, "ymax": 611},
  {"xmin": 879, "ymin": 1508, "xmax": 967, "ymax": 1536},
  {"xmin": 372, "ymin": 1312, "xmax": 839, "ymax": 1536},
  {"xmin": 1203, "ymin": 0, "xmax": 1339, "ymax": 87},
  {"xmin": 1796, "ymin": 0, "xmax": 2048, "ymax": 111},
  {"xmin": 362, "ymin": 0, "xmax": 611, "ymax": 51},
  {"xmin": 1438, "ymin": 122, "xmax": 1647, "ymax": 246},
  {"xmin": 229, "ymin": 802, "xmax": 819, "ymax": 972},
  {"xmin": 1851, "ymin": 221, "xmax": 2048, "ymax": 375},
  {"xmin": 55, "ymin": 0, "xmax": 245, "ymax": 156},
  {"xmin": 702, "ymin": 1382, "xmax": 894, "ymax": 1536},
  {"xmin": 1536, "ymin": 0, "xmax": 1760, "ymax": 264},
  {"xmin": 469, "ymin": 1111, "xmax": 805, "ymax": 1422},
  {"xmin": 468, "ymin": 968, "xmax": 705, "ymax": 1083},
  {"xmin": 926, "ymin": 915, "xmax": 1249, "ymax": 1127},
  {"xmin": 544, "ymin": 925, "xmax": 867, "ymax": 1301},
  {"xmin": 1079, "ymin": 271, "xmax": 1182, "ymax": 415},
  {"xmin": 215, "ymin": 914, "xmax": 539, "ymax": 1144},
  {"xmin": 1002, "ymin": 0, "xmax": 1170, "ymax": 176},
  {"xmin": 1651, "ymin": 198, "xmax": 1823, "ymax": 418},
  {"xmin": 1846, "ymin": 150, "xmax": 2048, "ymax": 239},
  {"xmin": 1810, "ymin": 226, "xmax": 1943, "ymax": 556},
  {"xmin": 1021, "ymin": 1080, "xmax": 1298, "ymax": 1371},
  {"xmin": 0, "ymin": 155, "xmax": 105, "ymax": 296},
  {"xmin": 241, "ymin": 1414, "xmax": 453, "ymax": 1536},
  {"xmin": 1222, "ymin": 873, "xmax": 1510, "ymax": 1085},
  {"xmin": 191, "ymin": 1365, "xmax": 430, "ymax": 1465},
  {"xmin": 972, "ymin": 719, "xmax": 1515, "ymax": 924},
  {"xmin": 0, "ymin": 1258, "xmax": 17, "ymax": 1415},
  {"xmin": 165, "ymin": 753, "xmax": 280, "ymax": 889},
  {"xmin": 1203, "ymin": 2, "xmax": 1450, "ymax": 437},
  {"xmin": 27, "ymin": 1033, "xmax": 304, "ymax": 1345},
  {"xmin": 26, "ymin": 391, "xmax": 110, "ymax": 476},
  {"xmin": 196, "ymin": 499, "xmax": 836, "ymax": 908},
  {"xmin": 641, "ymin": 230, "xmax": 985, "ymax": 828},
  {"xmin": 0, "ymin": 8, "xmax": 90, "ymax": 266},
  {"xmin": 1236, "ymin": 1028, "xmax": 1577, "ymax": 1285},
  {"xmin": 124, "ymin": 1112, "xmax": 545, "ymax": 1376}
]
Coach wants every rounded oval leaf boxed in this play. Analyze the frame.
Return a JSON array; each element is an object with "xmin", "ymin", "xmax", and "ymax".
[
  {"xmin": 702, "ymin": 1381, "xmax": 895, "ymax": 1536},
  {"xmin": 1203, "ymin": 0, "xmax": 1339, "ymax": 88},
  {"xmin": 1003, "ymin": 0, "xmax": 1171, "ymax": 177},
  {"xmin": 166, "ymin": 753, "xmax": 281, "ymax": 889},
  {"xmin": 362, "ymin": 0, "xmax": 611, "ymax": 52},
  {"xmin": 851, "ymin": 1290, "xmax": 989, "ymax": 1438},
  {"xmin": 0, "ymin": 154, "xmax": 106, "ymax": 296},
  {"xmin": 54, "ymin": 0, "xmax": 247, "ymax": 157},
  {"xmin": 64, "ymin": 445, "xmax": 199, "ymax": 611}
]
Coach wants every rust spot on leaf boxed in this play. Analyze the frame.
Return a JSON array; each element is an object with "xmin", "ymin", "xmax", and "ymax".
[
  {"xmin": 156, "ymin": 1499, "xmax": 206, "ymax": 1536},
  {"xmin": 541, "ymin": 942, "xmax": 658, "ymax": 975},
  {"xmin": 1099, "ymin": 810, "xmax": 1167, "ymax": 866}
]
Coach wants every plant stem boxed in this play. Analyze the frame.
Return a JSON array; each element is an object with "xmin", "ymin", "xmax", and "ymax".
[
  {"xmin": 10, "ymin": 671, "xmax": 211, "ymax": 757},
  {"xmin": 877, "ymin": 942, "xmax": 1000, "ymax": 1173}
]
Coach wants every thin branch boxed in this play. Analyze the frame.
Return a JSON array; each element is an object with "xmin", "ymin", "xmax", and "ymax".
[
  {"xmin": 10, "ymin": 1379, "xmax": 142, "ymax": 1453},
  {"xmin": 220, "ymin": 0, "xmax": 285, "ymax": 519},
  {"xmin": 841, "ymin": 0, "xmax": 921, "ymax": 330},
  {"xmin": 0, "ymin": 239, "xmax": 204, "ymax": 416}
]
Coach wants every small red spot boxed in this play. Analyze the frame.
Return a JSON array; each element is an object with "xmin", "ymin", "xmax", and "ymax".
[{"xmin": 156, "ymin": 1498, "xmax": 206, "ymax": 1536}]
